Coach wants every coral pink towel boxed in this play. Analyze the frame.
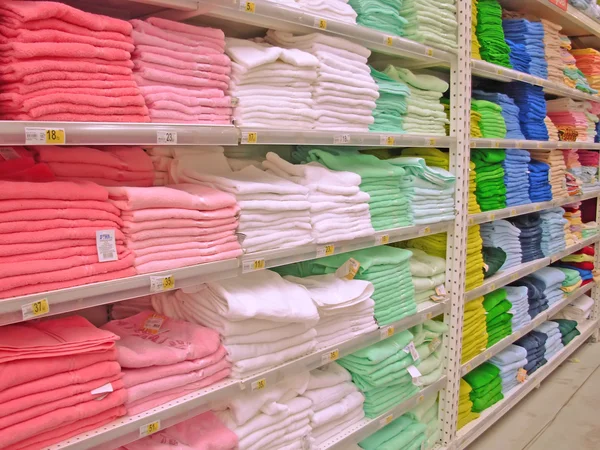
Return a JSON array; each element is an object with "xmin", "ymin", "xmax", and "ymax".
[
  {"xmin": 47, "ymin": 162, "xmax": 153, "ymax": 181},
  {"xmin": 0, "ymin": 218, "xmax": 122, "ymax": 234},
  {"xmin": 132, "ymin": 236, "xmax": 239, "ymax": 258},
  {"xmin": 135, "ymin": 243, "xmax": 242, "ymax": 267},
  {"xmin": 126, "ymin": 230, "xmax": 236, "ymax": 250},
  {"xmin": 0, "ymin": 180, "xmax": 108, "ymax": 200},
  {"xmin": 0, "ymin": 198, "xmax": 120, "ymax": 214},
  {"xmin": 0, "ymin": 28, "xmax": 135, "ymax": 51},
  {"xmin": 134, "ymin": 51, "xmax": 231, "ymax": 74},
  {"xmin": 135, "ymin": 44, "xmax": 230, "ymax": 66},
  {"xmin": 12, "ymin": 102, "xmax": 149, "ymax": 119},
  {"xmin": 0, "ymin": 238, "xmax": 108, "ymax": 257},
  {"xmin": 2, "ymin": 112, "xmax": 151, "ymax": 123},
  {"xmin": 3, "ymin": 79, "xmax": 138, "ymax": 95},
  {"xmin": 101, "ymin": 311, "xmax": 221, "ymax": 368},
  {"xmin": 123, "ymin": 346, "xmax": 227, "ymax": 388},
  {"xmin": 108, "ymin": 184, "xmax": 237, "ymax": 211},
  {"xmin": 0, "ymin": 18, "xmax": 132, "ymax": 43},
  {"xmin": 2, "ymin": 91, "xmax": 146, "ymax": 112},
  {"xmin": 147, "ymin": 17, "xmax": 225, "ymax": 41},
  {"xmin": 0, "ymin": 316, "xmax": 117, "ymax": 363},
  {"xmin": 0, "ymin": 207, "xmax": 123, "ymax": 224},
  {"xmin": 0, "ymin": 146, "xmax": 34, "ymax": 174},
  {"xmin": 0, "ymin": 244, "xmax": 126, "ymax": 264},
  {"xmin": 0, "ymin": 163, "xmax": 55, "ymax": 182},
  {"xmin": 127, "ymin": 223, "xmax": 238, "ymax": 241},
  {"xmin": 123, "ymin": 217, "xmax": 236, "ymax": 232},
  {"xmin": 0, "ymin": 42, "xmax": 132, "ymax": 61},
  {"xmin": 2, "ymin": 226, "xmax": 126, "ymax": 244},
  {"xmin": 135, "ymin": 248, "xmax": 242, "ymax": 274},
  {"xmin": 0, "ymin": 61, "xmax": 133, "ymax": 83},
  {"xmin": 121, "ymin": 205, "xmax": 240, "ymax": 222},
  {"xmin": 34, "ymin": 145, "xmax": 153, "ymax": 172},
  {"xmin": 53, "ymin": 176, "xmax": 153, "ymax": 187}
]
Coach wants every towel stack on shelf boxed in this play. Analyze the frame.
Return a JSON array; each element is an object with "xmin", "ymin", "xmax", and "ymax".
[
  {"xmin": 584, "ymin": 101, "xmax": 599, "ymax": 143},
  {"xmin": 469, "ymin": 161, "xmax": 482, "ymax": 214},
  {"xmin": 541, "ymin": 19, "xmax": 566, "ymax": 84},
  {"xmin": 0, "ymin": 317, "xmax": 125, "ymax": 450},
  {"xmin": 503, "ymin": 148, "xmax": 531, "ymax": 206},
  {"xmin": 582, "ymin": 221, "xmax": 600, "ymax": 238},
  {"xmin": 463, "ymin": 363, "xmax": 503, "ymax": 412},
  {"xmin": 551, "ymin": 319, "xmax": 581, "ymax": 344},
  {"xmin": 530, "ymin": 149, "xmax": 568, "ymax": 200},
  {"xmin": 488, "ymin": 344, "xmax": 528, "ymax": 393},
  {"xmin": 0, "ymin": 1, "xmax": 150, "ymax": 122},
  {"xmin": 504, "ymin": 286, "xmax": 532, "ymax": 331},
  {"xmin": 555, "ymin": 294, "xmax": 593, "ymax": 322},
  {"xmin": 472, "ymin": 0, "xmax": 482, "ymax": 59},
  {"xmin": 294, "ymin": 0, "xmax": 359, "ymax": 23},
  {"xmin": 467, "ymin": 225, "xmax": 485, "ymax": 290},
  {"xmin": 539, "ymin": 207, "xmax": 568, "ymax": 256},
  {"xmin": 152, "ymin": 270, "xmax": 320, "ymax": 378},
  {"xmin": 102, "ymin": 311, "xmax": 231, "ymax": 415},
  {"xmin": 471, "ymin": 100, "xmax": 507, "ymax": 138},
  {"xmin": 503, "ymin": 83, "xmax": 549, "ymax": 141},
  {"xmin": 502, "ymin": 19, "xmax": 548, "ymax": 79},
  {"xmin": 472, "ymin": 90, "xmax": 525, "ymax": 140},
  {"xmin": 263, "ymin": 152, "xmax": 375, "ymax": 244},
  {"xmin": 575, "ymin": 150, "xmax": 600, "ymax": 193},
  {"xmin": 480, "ymin": 220, "xmax": 522, "ymax": 271},
  {"xmin": 458, "ymin": 379, "xmax": 480, "ymax": 429},
  {"xmin": 514, "ymin": 329, "xmax": 547, "ymax": 374},
  {"xmin": 266, "ymin": 30, "xmax": 377, "ymax": 131},
  {"xmin": 462, "ymin": 297, "xmax": 488, "ymax": 362},
  {"xmin": 475, "ymin": 0, "xmax": 512, "ymax": 68},
  {"xmin": 471, "ymin": 103, "xmax": 483, "ymax": 138},
  {"xmin": 284, "ymin": 274, "xmax": 378, "ymax": 348},
  {"xmin": 483, "ymin": 289, "xmax": 513, "ymax": 347},
  {"xmin": 559, "ymin": 35, "xmax": 598, "ymax": 93},
  {"xmin": 531, "ymin": 267, "xmax": 566, "ymax": 307},
  {"xmin": 563, "ymin": 203, "xmax": 583, "ymax": 242},
  {"xmin": 545, "ymin": 116, "xmax": 560, "ymax": 141},
  {"xmin": 224, "ymin": 37, "xmax": 318, "ymax": 129},
  {"xmin": 369, "ymin": 67, "xmax": 410, "ymax": 132},
  {"xmin": 510, "ymin": 274, "xmax": 548, "ymax": 319},
  {"xmin": 535, "ymin": 321, "xmax": 564, "ymax": 360},
  {"xmin": 556, "ymin": 267, "xmax": 583, "ymax": 293},
  {"xmin": 528, "ymin": 159, "xmax": 552, "ymax": 203},
  {"xmin": 408, "ymin": 248, "xmax": 447, "ymax": 303},
  {"xmin": 547, "ymin": 98, "xmax": 591, "ymax": 143},
  {"xmin": 572, "ymin": 48, "xmax": 600, "ymax": 92},
  {"xmin": 348, "ymin": 0, "xmax": 407, "ymax": 36},
  {"xmin": 472, "ymin": 149, "xmax": 506, "ymax": 211},
  {"xmin": 399, "ymin": 0, "xmax": 458, "ymax": 52},
  {"xmin": 510, "ymin": 213, "xmax": 544, "ymax": 263},
  {"xmin": 0, "ymin": 146, "xmax": 54, "ymax": 182},
  {"xmin": 563, "ymin": 149, "xmax": 583, "ymax": 196},
  {"xmin": 556, "ymin": 245, "xmax": 596, "ymax": 284},
  {"xmin": 506, "ymin": 39, "xmax": 531, "ymax": 74},
  {"xmin": 410, "ymin": 320, "xmax": 448, "ymax": 387},
  {"xmin": 358, "ymin": 412, "xmax": 428, "ymax": 449}
]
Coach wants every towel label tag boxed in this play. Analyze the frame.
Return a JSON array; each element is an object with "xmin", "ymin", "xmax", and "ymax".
[
  {"xmin": 517, "ymin": 368, "xmax": 528, "ymax": 383},
  {"xmin": 379, "ymin": 414, "xmax": 393, "ymax": 428},
  {"xmin": 407, "ymin": 365, "xmax": 422, "ymax": 385},
  {"xmin": 380, "ymin": 135, "xmax": 395, "ymax": 146},
  {"xmin": 335, "ymin": 257, "xmax": 360, "ymax": 280},
  {"xmin": 91, "ymin": 382, "xmax": 114, "ymax": 395},
  {"xmin": 22, "ymin": 298, "xmax": 49, "ymax": 321},
  {"xmin": 25, "ymin": 127, "xmax": 65, "ymax": 145},
  {"xmin": 380, "ymin": 326, "xmax": 394, "ymax": 340},
  {"xmin": 403, "ymin": 342, "xmax": 420, "ymax": 361},
  {"xmin": 150, "ymin": 275, "xmax": 175, "ymax": 292},
  {"xmin": 140, "ymin": 420, "xmax": 161, "ymax": 438},
  {"xmin": 435, "ymin": 284, "xmax": 447, "ymax": 296},
  {"xmin": 317, "ymin": 244, "xmax": 335, "ymax": 258},
  {"xmin": 156, "ymin": 131, "xmax": 177, "ymax": 144},
  {"xmin": 333, "ymin": 134, "xmax": 351, "ymax": 145},
  {"xmin": 251, "ymin": 378, "xmax": 266, "ymax": 391},
  {"xmin": 96, "ymin": 229, "xmax": 118, "ymax": 262},
  {"xmin": 240, "ymin": 1, "xmax": 256, "ymax": 12},
  {"xmin": 241, "ymin": 131, "xmax": 258, "ymax": 144},
  {"xmin": 242, "ymin": 258, "xmax": 265, "ymax": 273},
  {"xmin": 0, "ymin": 148, "xmax": 20, "ymax": 160},
  {"xmin": 321, "ymin": 349, "xmax": 339, "ymax": 364},
  {"xmin": 142, "ymin": 314, "xmax": 165, "ymax": 334}
]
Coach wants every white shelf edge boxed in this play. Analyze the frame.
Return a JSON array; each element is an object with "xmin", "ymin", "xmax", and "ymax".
[
  {"xmin": 468, "ymin": 191, "xmax": 600, "ymax": 226},
  {"xmin": 470, "ymin": 139, "xmax": 600, "ymax": 150},
  {"xmin": 461, "ymin": 282, "xmax": 595, "ymax": 376},
  {"xmin": 46, "ymin": 301, "xmax": 448, "ymax": 450},
  {"xmin": 456, "ymin": 317, "xmax": 600, "ymax": 449},
  {"xmin": 0, "ymin": 221, "xmax": 452, "ymax": 326},
  {"xmin": 465, "ymin": 235, "xmax": 600, "ymax": 301}
]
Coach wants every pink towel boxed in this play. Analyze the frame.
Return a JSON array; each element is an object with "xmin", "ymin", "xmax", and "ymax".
[
  {"xmin": 0, "ymin": 179, "xmax": 108, "ymax": 201},
  {"xmin": 0, "ymin": 243, "xmax": 126, "ymax": 264},
  {"xmin": 131, "ymin": 30, "xmax": 222, "ymax": 58},
  {"xmin": 0, "ymin": 19, "xmax": 133, "ymax": 43},
  {"xmin": 0, "ymin": 88, "xmax": 145, "ymax": 110},
  {"xmin": 0, "ymin": 163, "xmax": 55, "ymax": 182},
  {"xmin": 149, "ymin": 109, "xmax": 231, "ymax": 123},
  {"xmin": 0, "ymin": 217, "xmax": 123, "ymax": 234},
  {"xmin": 142, "ymin": 90, "xmax": 232, "ymax": 108},
  {"xmin": 0, "ymin": 42, "xmax": 133, "ymax": 61},
  {"xmin": 147, "ymin": 17, "xmax": 225, "ymax": 41},
  {"xmin": 132, "ymin": 236, "xmax": 240, "ymax": 257},
  {"xmin": 0, "ymin": 207, "xmax": 122, "ymax": 224},
  {"xmin": 47, "ymin": 162, "xmax": 153, "ymax": 181},
  {"xmin": 135, "ymin": 248, "xmax": 243, "ymax": 274},
  {"xmin": 125, "ymin": 230, "xmax": 237, "ymax": 250},
  {"xmin": 133, "ymin": 59, "xmax": 230, "ymax": 83},
  {"xmin": 123, "ymin": 217, "xmax": 237, "ymax": 233},
  {"xmin": 0, "ymin": 60, "xmax": 133, "ymax": 82},
  {"xmin": 123, "ymin": 346, "xmax": 227, "ymax": 388},
  {"xmin": 34, "ymin": 145, "xmax": 153, "ymax": 172},
  {"xmin": 101, "ymin": 311, "xmax": 222, "ymax": 368},
  {"xmin": 134, "ymin": 50, "xmax": 231, "ymax": 74},
  {"xmin": 0, "ymin": 146, "xmax": 34, "ymax": 174},
  {"xmin": 53, "ymin": 176, "xmax": 154, "ymax": 186},
  {"xmin": 2, "ymin": 90, "xmax": 146, "ymax": 112},
  {"xmin": 127, "ymin": 223, "xmax": 238, "ymax": 242},
  {"xmin": 134, "ymin": 242, "xmax": 242, "ymax": 266},
  {"xmin": 135, "ymin": 44, "xmax": 230, "ymax": 67},
  {"xmin": 2, "ymin": 226, "xmax": 126, "ymax": 244},
  {"xmin": 0, "ymin": 238, "xmax": 104, "ymax": 257},
  {"xmin": 0, "ymin": 28, "xmax": 135, "ymax": 51},
  {"xmin": 148, "ymin": 100, "xmax": 232, "ymax": 116},
  {"xmin": 5, "ymin": 112, "xmax": 152, "ymax": 122},
  {"xmin": 3, "ymin": 70, "xmax": 134, "ymax": 86},
  {"xmin": 135, "ymin": 66, "xmax": 229, "ymax": 90},
  {"xmin": 130, "ymin": 20, "xmax": 224, "ymax": 53},
  {"xmin": 0, "ymin": 198, "xmax": 121, "ymax": 214},
  {"xmin": 121, "ymin": 205, "xmax": 240, "ymax": 222},
  {"xmin": 2, "ymin": 79, "xmax": 139, "ymax": 95},
  {"xmin": 107, "ymin": 184, "xmax": 237, "ymax": 211},
  {"xmin": 10, "ymin": 102, "xmax": 150, "ymax": 119}
]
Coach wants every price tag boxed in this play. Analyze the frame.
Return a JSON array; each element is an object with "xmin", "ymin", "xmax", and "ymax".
[
  {"xmin": 407, "ymin": 365, "xmax": 422, "ymax": 385},
  {"xmin": 465, "ymin": 362, "xmax": 472, "ymax": 372},
  {"xmin": 335, "ymin": 257, "xmax": 360, "ymax": 280},
  {"xmin": 385, "ymin": 36, "xmax": 393, "ymax": 46},
  {"xmin": 142, "ymin": 314, "xmax": 165, "ymax": 334},
  {"xmin": 321, "ymin": 349, "xmax": 339, "ymax": 364},
  {"xmin": 334, "ymin": 134, "xmax": 351, "ymax": 144},
  {"xmin": 22, "ymin": 298, "xmax": 49, "ymax": 320},
  {"xmin": 417, "ymin": 394, "xmax": 425, "ymax": 404},
  {"xmin": 510, "ymin": 273, "xmax": 519, "ymax": 282},
  {"xmin": 435, "ymin": 284, "xmax": 447, "ymax": 296},
  {"xmin": 489, "ymin": 283, "xmax": 496, "ymax": 291},
  {"xmin": 150, "ymin": 275, "xmax": 175, "ymax": 292},
  {"xmin": 426, "ymin": 312, "xmax": 433, "ymax": 320},
  {"xmin": 242, "ymin": 259, "xmax": 266, "ymax": 273},
  {"xmin": 379, "ymin": 414, "xmax": 393, "ymax": 428},
  {"xmin": 377, "ymin": 234, "xmax": 390, "ymax": 245},
  {"xmin": 517, "ymin": 368, "xmax": 528, "ymax": 383},
  {"xmin": 241, "ymin": 131, "xmax": 258, "ymax": 144},
  {"xmin": 533, "ymin": 204, "xmax": 541, "ymax": 211},
  {"xmin": 25, "ymin": 127, "xmax": 66, "ymax": 145},
  {"xmin": 536, "ymin": 142, "xmax": 543, "ymax": 148},
  {"xmin": 419, "ymin": 226, "xmax": 432, "ymax": 236},
  {"xmin": 139, "ymin": 420, "xmax": 160, "ymax": 438},
  {"xmin": 251, "ymin": 378, "xmax": 266, "ymax": 391},
  {"xmin": 403, "ymin": 342, "xmax": 420, "ymax": 361},
  {"xmin": 317, "ymin": 244, "xmax": 335, "ymax": 257},
  {"xmin": 497, "ymin": 69, "xmax": 504, "ymax": 75},
  {"xmin": 493, "ymin": 141, "xmax": 500, "ymax": 148},
  {"xmin": 509, "ymin": 208, "xmax": 517, "ymax": 216},
  {"xmin": 488, "ymin": 213, "xmax": 496, "ymax": 221},
  {"xmin": 380, "ymin": 135, "xmax": 395, "ymax": 146},
  {"xmin": 468, "ymin": 217, "xmax": 475, "ymax": 225},
  {"xmin": 240, "ymin": 1, "xmax": 256, "ymax": 12},
  {"xmin": 380, "ymin": 326, "xmax": 395, "ymax": 340},
  {"xmin": 428, "ymin": 138, "xmax": 436, "ymax": 146},
  {"xmin": 96, "ymin": 230, "xmax": 117, "ymax": 262},
  {"xmin": 156, "ymin": 131, "xmax": 177, "ymax": 144},
  {"xmin": 426, "ymin": 48, "xmax": 434, "ymax": 57},
  {"xmin": 518, "ymin": 73, "xmax": 524, "ymax": 80},
  {"xmin": 315, "ymin": 18, "xmax": 327, "ymax": 29},
  {"xmin": 516, "ymin": 141, "xmax": 523, "ymax": 148}
]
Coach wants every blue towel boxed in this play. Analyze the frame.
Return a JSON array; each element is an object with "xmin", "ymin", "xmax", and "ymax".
[
  {"xmin": 503, "ymin": 148, "xmax": 531, "ymax": 206},
  {"xmin": 503, "ymin": 83, "xmax": 549, "ymax": 141},
  {"xmin": 503, "ymin": 19, "xmax": 549, "ymax": 79}
]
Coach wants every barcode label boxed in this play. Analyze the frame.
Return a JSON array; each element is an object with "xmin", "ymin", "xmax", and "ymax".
[{"xmin": 96, "ymin": 230, "xmax": 117, "ymax": 262}]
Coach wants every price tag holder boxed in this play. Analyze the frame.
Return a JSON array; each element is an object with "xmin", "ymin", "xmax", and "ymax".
[
  {"xmin": 385, "ymin": 36, "xmax": 393, "ymax": 46},
  {"xmin": 321, "ymin": 349, "xmax": 339, "ymax": 364},
  {"xmin": 427, "ymin": 138, "xmax": 436, "ymax": 146},
  {"xmin": 317, "ymin": 244, "xmax": 335, "ymax": 258},
  {"xmin": 157, "ymin": 131, "xmax": 177, "ymax": 144},
  {"xmin": 376, "ymin": 234, "xmax": 390, "ymax": 245},
  {"xmin": 379, "ymin": 414, "xmax": 394, "ymax": 428},
  {"xmin": 334, "ymin": 134, "xmax": 351, "ymax": 145},
  {"xmin": 315, "ymin": 18, "xmax": 327, "ymax": 29},
  {"xmin": 25, "ymin": 127, "xmax": 66, "ymax": 145},
  {"xmin": 380, "ymin": 135, "xmax": 395, "ymax": 146},
  {"xmin": 251, "ymin": 378, "xmax": 266, "ymax": 391},
  {"xmin": 240, "ymin": 1, "xmax": 256, "ymax": 12},
  {"xmin": 150, "ymin": 275, "xmax": 175, "ymax": 292},
  {"xmin": 242, "ymin": 259, "xmax": 266, "ymax": 273},
  {"xmin": 139, "ymin": 420, "xmax": 161, "ymax": 438},
  {"xmin": 509, "ymin": 208, "xmax": 517, "ymax": 216},
  {"xmin": 426, "ymin": 48, "xmax": 434, "ymax": 57},
  {"xmin": 22, "ymin": 298, "xmax": 49, "ymax": 321},
  {"xmin": 380, "ymin": 326, "xmax": 395, "ymax": 340},
  {"xmin": 241, "ymin": 131, "xmax": 258, "ymax": 144}
]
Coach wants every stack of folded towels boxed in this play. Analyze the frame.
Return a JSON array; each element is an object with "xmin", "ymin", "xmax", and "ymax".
[
  {"xmin": 488, "ymin": 344, "xmax": 528, "ymax": 393},
  {"xmin": 480, "ymin": 220, "xmax": 523, "ymax": 271},
  {"xmin": 564, "ymin": 149, "xmax": 583, "ymax": 196},
  {"xmin": 584, "ymin": 101, "xmax": 599, "ymax": 143},
  {"xmin": 102, "ymin": 311, "xmax": 231, "ymax": 415},
  {"xmin": 0, "ymin": 180, "xmax": 136, "ymax": 299},
  {"xmin": 555, "ymin": 246, "xmax": 596, "ymax": 285},
  {"xmin": 504, "ymin": 285, "xmax": 532, "ymax": 331},
  {"xmin": 458, "ymin": 378, "xmax": 480, "ymax": 429},
  {"xmin": 503, "ymin": 83, "xmax": 549, "ymax": 141},
  {"xmin": 0, "ymin": 316, "xmax": 125, "ymax": 449},
  {"xmin": 556, "ymin": 266, "xmax": 583, "ymax": 293},
  {"xmin": 483, "ymin": 289, "xmax": 513, "ymax": 347},
  {"xmin": 369, "ymin": 67, "xmax": 410, "ymax": 132},
  {"xmin": 582, "ymin": 221, "xmax": 600, "ymax": 238},
  {"xmin": 410, "ymin": 319, "xmax": 448, "ymax": 387},
  {"xmin": 338, "ymin": 330, "xmax": 421, "ymax": 418},
  {"xmin": 399, "ymin": 0, "xmax": 458, "ymax": 52},
  {"xmin": 531, "ymin": 267, "xmax": 566, "ymax": 307},
  {"xmin": 535, "ymin": 321, "xmax": 564, "ymax": 361},
  {"xmin": 469, "ymin": 161, "xmax": 482, "ymax": 214},
  {"xmin": 121, "ymin": 413, "xmax": 237, "ymax": 450},
  {"xmin": 471, "ymin": 100, "xmax": 507, "ymax": 138},
  {"xmin": 472, "ymin": 0, "xmax": 482, "ymax": 59},
  {"xmin": 546, "ymin": 98, "xmax": 592, "ymax": 143},
  {"xmin": 572, "ymin": 48, "xmax": 600, "ymax": 92},
  {"xmin": 552, "ymin": 319, "xmax": 581, "ymax": 345},
  {"xmin": 266, "ymin": 30, "xmax": 378, "ymax": 131},
  {"xmin": 559, "ymin": 35, "xmax": 598, "ymax": 93},
  {"xmin": 293, "ymin": 0, "xmax": 359, "ymax": 23},
  {"xmin": 386, "ymin": 155, "xmax": 456, "ymax": 225},
  {"xmin": 33, "ymin": 146, "xmax": 154, "ymax": 187},
  {"xmin": 529, "ymin": 149, "xmax": 569, "ymax": 200},
  {"xmin": 463, "ymin": 363, "xmax": 504, "ymax": 413},
  {"xmin": 546, "ymin": 116, "xmax": 560, "ymax": 141},
  {"xmin": 224, "ymin": 37, "xmax": 317, "ymax": 129},
  {"xmin": 541, "ymin": 19, "xmax": 566, "ymax": 84},
  {"xmin": 472, "ymin": 149, "xmax": 506, "ymax": 211},
  {"xmin": 506, "ymin": 39, "xmax": 531, "ymax": 74},
  {"xmin": 555, "ymin": 294, "xmax": 593, "ymax": 322},
  {"xmin": 304, "ymin": 363, "xmax": 365, "ymax": 446},
  {"xmin": 528, "ymin": 159, "xmax": 553, "ymax": 203},
  {"xmin": 405, "ymin": 233, "xmax": 448, "ymax": 260},
  {"xmin": 283, "ymin": 274, "xmax": 378, "ymax": 348},
  {"xmin": 510, "ymin": 213, "xmax": 544, "ymax": 263},
  {"xmin": 348, "ymin": 0, "xmax": 407, "ymax": 36},
  {"xmin": 503, "ymin": 148, "xmax": 531, "ymax": 206},
  {"xmin": 471, "ymin": 102, "xmax": 483, "ymax": 138},
  {"xmin": 0, "ymin": 146, "xmax": 54, "ymax": 182},
  {"xmin": 407, "ymin": 395, "xmax": 441, "ymax": 449},
  {"xmin": 263, "ymin": 152, "xmax": 375, "ymax": 243},
  {"xmin": 563, "ymin": 204, "xmax": 584, "ymax": 241},
  {"xmin": 540, "ymin": 208, "xmax": 568, "ymax": 256},
  {"xmin": 576, "ymin": 150, "xmax": 600, "ymax": 193},
  {"xmin": 462, "ymin": 297, "xmax": 488, "ymax": 363},
  {"xmin": 215, "ymin": 371, "xmax": 313, "ymax": 450},
  {"xmin": 358, "ymin": 412, "xmax": 428, "ymax": 449},
  {"xmin": 473, "ymin": 90, "xmax": 524, "ymax": 140},
  {"xmin": 482, "ymin": 245, "xmax": 507, "ymax": 279},
  {"xmin": 467, "ymin": 225, "xmax": 486, "ymax": 290},
  {"xmin": 402, "ymin": 147, "xmax": 450, "ymax": 170},
  {"xmin": 384, "ymin": 67, "xmax": 450, "ymax": 136},
  {"xmin": 510, "ymin": 275, "xmax": 548, "ymax": 319},
  {"xmin": 129, "ymin": 17, "xmax": 232, "ymax": 124},
  {"xmin": 107, "ymin": 185, "xmax": 243, "ymax": 273},
  {"xmin": 152, "ymin": 270, "xmax": 320, "ymax": 378},
  {"xmin": 502, "ymin": 19, "xmax": 549, "ymax": 79},
  {"xmin": 277, "ymin": 246, "xmax": 416, "ymax": 326},
  {"xmin": 302, "ymin": 148, "xmax": 413, "ymax": 230},
  {"xmin": 475, "ymin": 0, "xmax": 512, "ymax": 67},
  {"xmin": 514, "ymin": 329, "xmax": 547, "ymax": 374},
  {"xmin": 408, "ymin": 248, "xmax": 447, "ymax": 304},
  {"xmin": 0, "ymin": 1, "xmax": 149, "ymax": 122}
]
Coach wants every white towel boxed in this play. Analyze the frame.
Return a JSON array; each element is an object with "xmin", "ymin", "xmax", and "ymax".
[
  {"xmin": 307, "ymin": 362, "xmax": 352, "ymax": 390},
  {"xmin": 311, "ymin": 391, "xmax": 365, "ymax": 427},
  {"xmin": 225, "ymin": 37, "xmax": 319, "ymax": 69},
  {"xmin": 226, "ymin": 328, "xmax": 317, "ymax": 361}
]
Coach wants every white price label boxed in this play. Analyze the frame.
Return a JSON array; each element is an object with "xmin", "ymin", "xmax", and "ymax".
[
  {"xmin": 25, "ymin": 127, "xmax": 66, "ymax": 145},
  {"xmin": 333, "ymin": 134, "xmax": 351, "ymax": 144},
  {"xmin": 157, "ymin": 131, "xmax": 177, "ymax": 144},
  {"xmin": 317, "ymin": 244, "xmax": 335, "ymax": 258},
  {"xmin": 22, "ymin": 299, "xmax": 49, "ymax": 321},
  {"xmin": 96, "ymin": 230, "xmax": 117, "ymax": 262},
  {"xmin": 150, "ymin": 275, "xmax": 175, "ymax": 292}
]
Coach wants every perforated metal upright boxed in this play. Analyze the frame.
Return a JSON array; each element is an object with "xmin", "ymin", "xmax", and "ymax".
[{"xmin": 592, "ymin": 156, "xmax": 600, "ymax": 342}]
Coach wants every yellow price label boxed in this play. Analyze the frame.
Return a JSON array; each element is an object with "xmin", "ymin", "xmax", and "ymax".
[
  {"xmin": 150, "ymin": 275, "xmax": 175, "ymax": 292},
  {"xmin": 252, "ymin": 378, "xmax": 266, "ymax": 391},
  {"xmin": 379, "ymin": 414, "xmax": 394, "ymax": 428},
  {"xmin": 140, "ymin": 420, "xmax": 161, "ymax": 437},
  {"xmin": 386, "ymin": 136, "xmax": 395, "ymax": 145},
  {"xmin": 426, "ymin": 312, "xmax": 433, "ymax": 320},
  {"xmin": 468, "ymin": 217, "xmax": 475, "ymax": 225},
  {"xmin": 536, "ymin": 142, "xmax": 543, "ymax": 148},
  {"xmin": 489, "ymin": 213, "xmax": 495, "ymax": 220},
  {"xmin": 22, "ymin": 298, "xmax": 49, "ymax": 320},
  {"xmin": 329, "ymin": 349, "xmax": 339, "ymax": 360},
  {"xmin": 533, "ymin": 204, "xmax": 541, "ymax": 211},
  {"xmin": 378, "ymin": 234, "xmax": 390, "ymax": 245},
  {"xmin": 516, "ymin": 141, "xmax": 523, "ymax": 148},
  {"xmin": 246, "ymin": 131, "xmax": 258, "ymax": 144},
  {"xmin": 497, "ymin": 69, "xmax": 504, "ymax": 75},
  {"xmin": 518, "ymin": 74, "xmax": 524, "ymax": 80},
  {"xmin": 242, "ymin": 258, "xmax": 266, "ymax": 273},
  {"xmin": 162, "ymin": 275, "xmax": 175, "ymax": 290},
  {"xmin": 422, "ymin": 226, "xmax": 431, "ymax": 235},
  {"xmin": 426, "ymin": 48, "xmax": 433, "ymax": 56},
  {"xmin": 318, "ymin": 18, "xmax": 327, "ymax": 29},
  {"xmin": 325, "ymin": 244, "xmax": 335, "ymax": 256},
  {"xmin": 493, "ymin": 141, "xmax": 500, "ymax": 148},
  {"xmin": 386, "ymin": 36, "xmax": 393, "ymax": 46},
  {"xmin": 242, "ymin": 1, "xmax": 256, "ymax": 12},
  {"xmin": 45, "ymin": 129, "xmax": 65, "ymax": 144},
  {"xmin": 490, "ymin": 283, "xmax": 496, "ymax": 290},
  {"xmin": 428, "ymin": 138, "xmax": 436, "ymax": 146},
  {"xmin": 510, "ymin": 208, "xmax": 517, "ymax": 216},
  {"xmin": 253, "ymin": 259, "xmax": 265, "ymax": 270},
  {"xmin": 387, "ymin": 326, "xmax": 395, "ymax": 337},
  {"xmin": 417, "ymin": 394, "xmax": 425, "ymax": 403}
]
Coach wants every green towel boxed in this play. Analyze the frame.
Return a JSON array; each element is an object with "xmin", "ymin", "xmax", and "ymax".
[
  {"xmin": 359, "ymin": 415, "xmax": 427, "ymax": 450},
  {"xmin": 482, "ymin": 248, "xmax": 506, "ymax": 278},
  {"xmin": 349, "ymin": 0, "xmax": 407, "ymax": 37},
  {"xmin": 463, "ymin": 362, "xmax": 500, "ymax": 389}
]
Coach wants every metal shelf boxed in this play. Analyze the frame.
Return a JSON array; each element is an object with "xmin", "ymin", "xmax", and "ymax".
[
  {"xmin": 456, "ymin": 317, "xmax": 600, "ymax": 449},
  {"xmin": 465, "ymin": 235, "xmax": 600, "ymax": 301},
  {"xmin": 0, "ymin": 221, "xmax": 452, "ymax": 326},
  {"xmin": 461, "ymin": 283, "xmax": 594, "ymax": 376},
  {"xmin": 470, "ymin": 138, "xmax": 600, "ymax": 150},
  {"xmin": 47, "ymin": 301, "xmax": 447, "ymax": 450},
  {"xmin": 318, "ymin": 378, "xmax": 447, "ymax": 450},
  {"xmin": 468, "ymin": 190, "xmax": 600, "ymax": 226}
]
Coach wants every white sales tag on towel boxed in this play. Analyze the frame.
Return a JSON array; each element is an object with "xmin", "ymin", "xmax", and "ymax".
[
  {"xmin": 0, "ymin": 147, "xmax": 20, "ymax": 160},
  {"xmin": 407, "ymin": 365, "xmax": 422, "ymax": 386},
  {"xmin": 403, "ymin": 342, "xmax": 420, "ymax": 361},
  {"xmin": 156, "ymin": 131, "xmax": 177, "ymax": 144},
  {"xmin": 91, "ymin": 383, "xmax": 114, "ymax": 396},
  {"xmin": 96, "ymin": 230, "xmax": 118, "ymax": 262}
]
